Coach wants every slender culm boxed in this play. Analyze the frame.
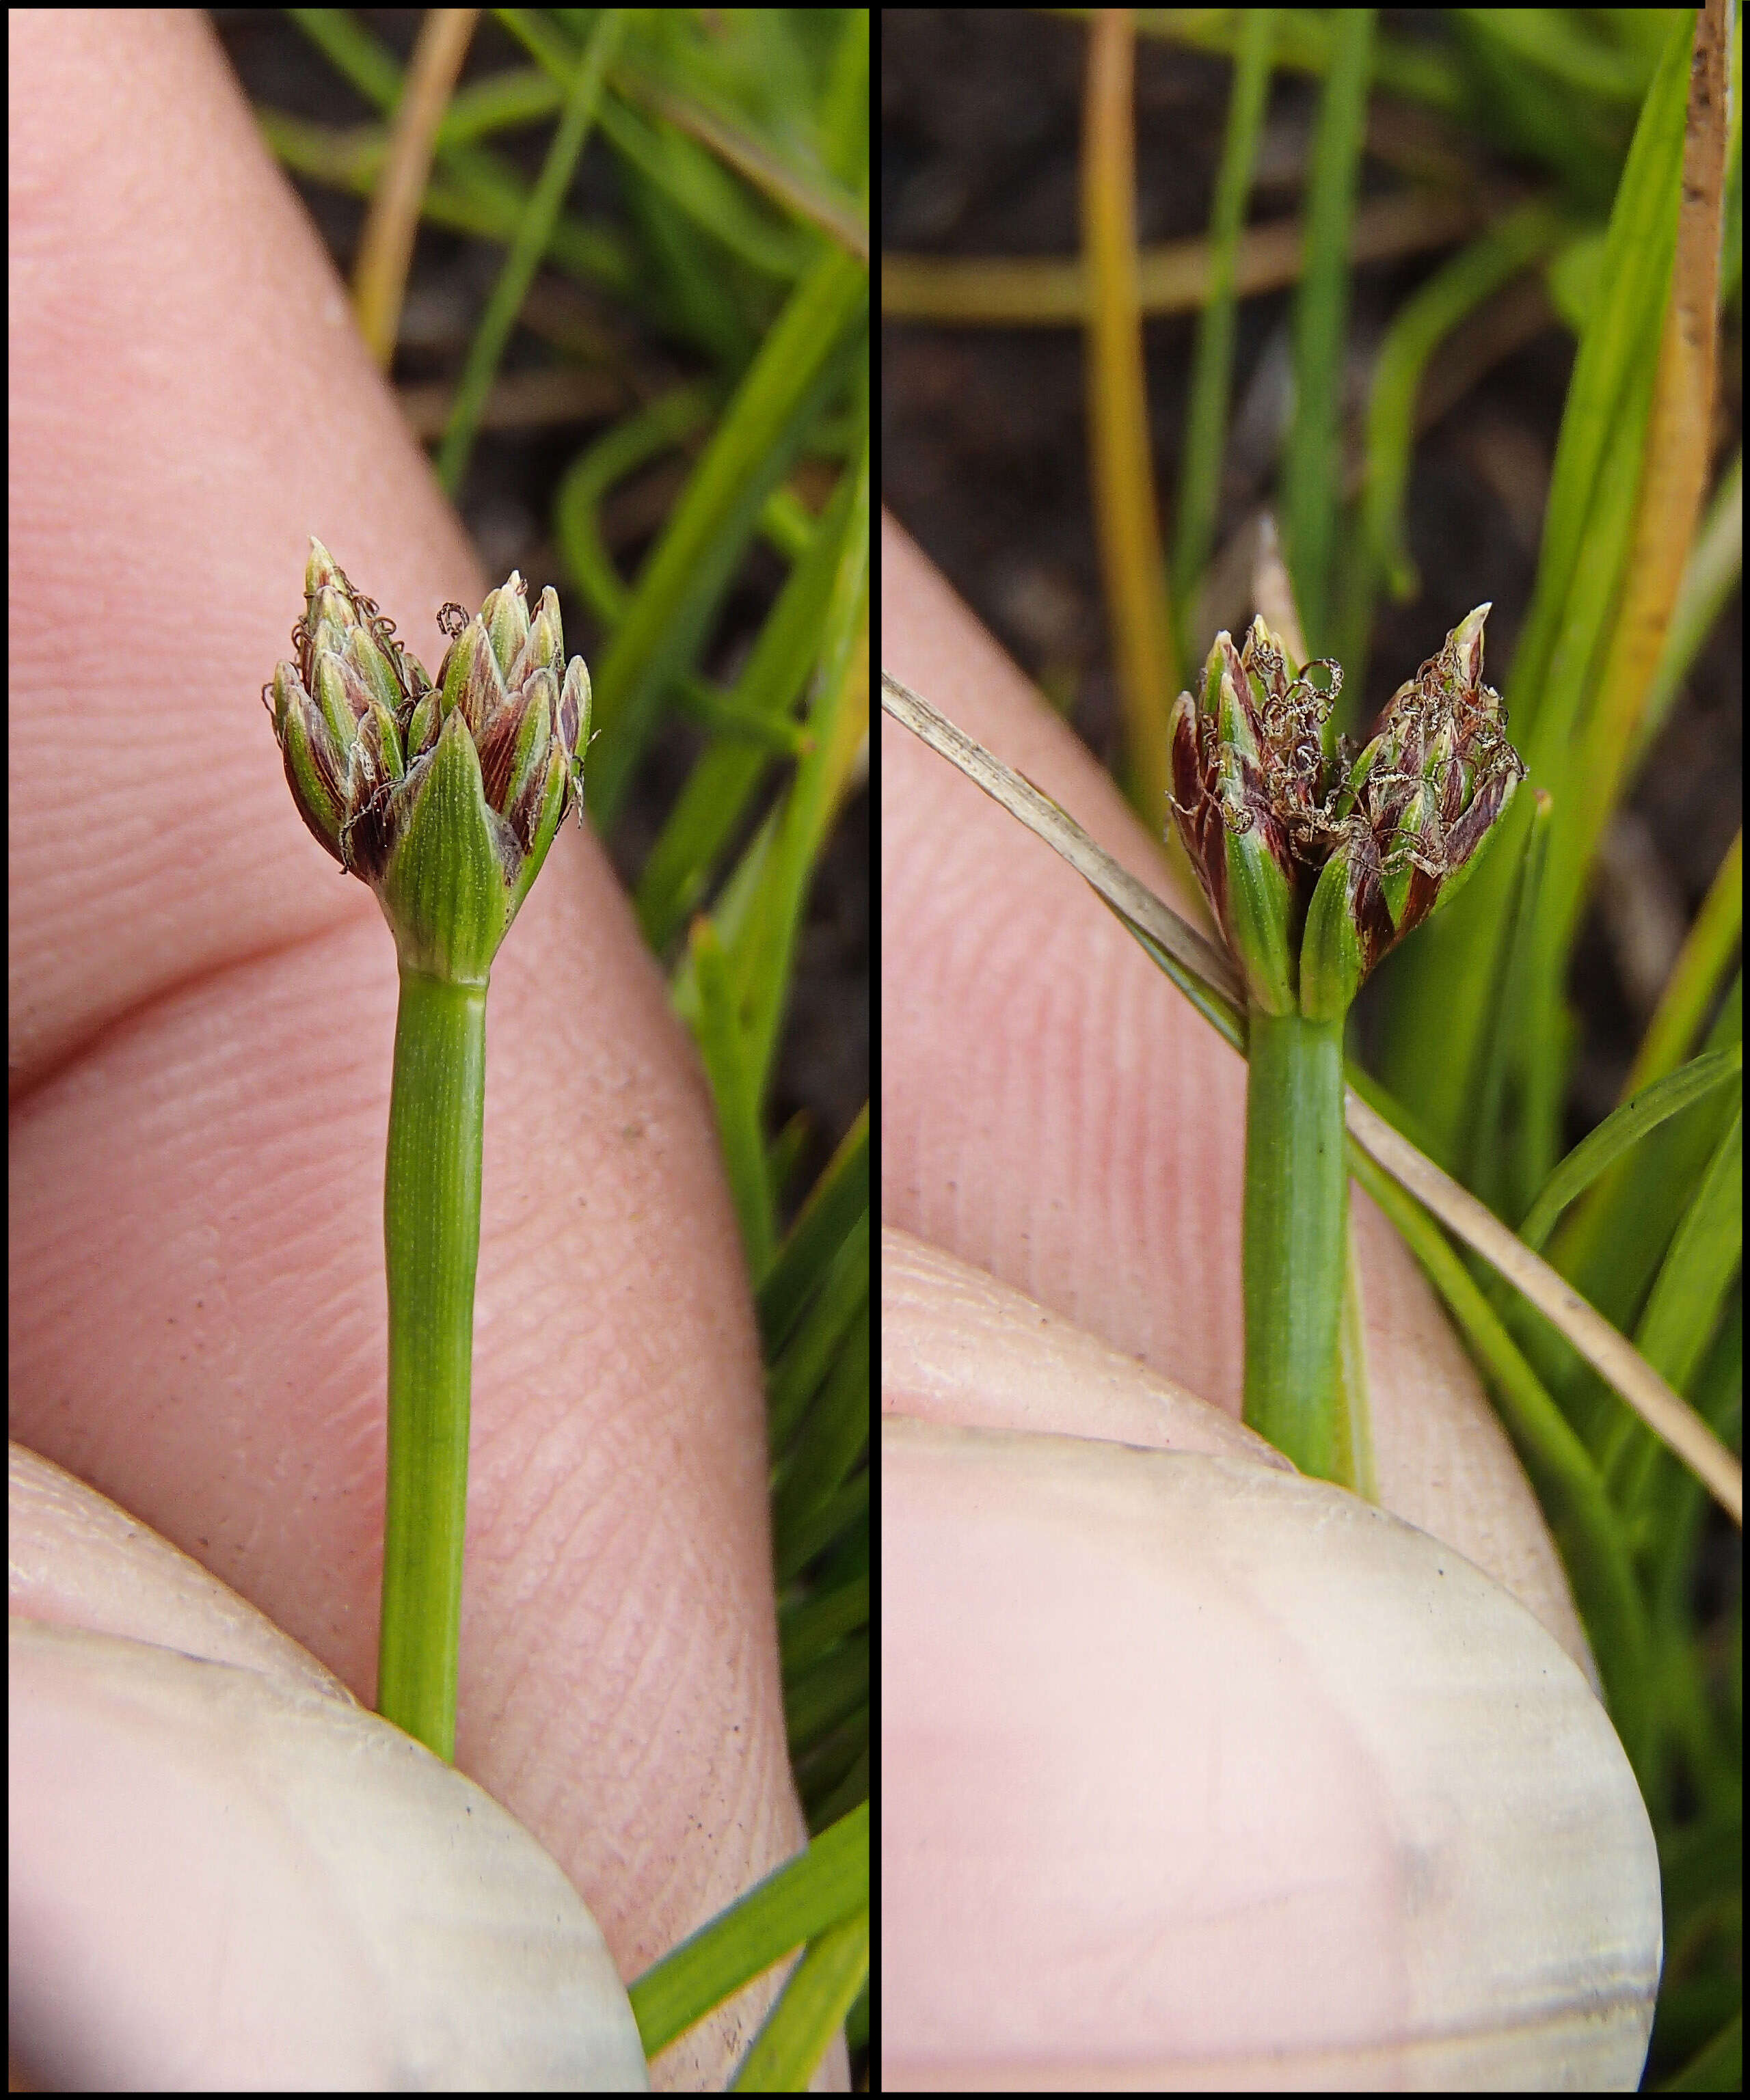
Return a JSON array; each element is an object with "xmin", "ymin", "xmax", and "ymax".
[
  {"xmin": 265, "ymin": 539, "xmax": 591, "ymax": 1759},
  {"xmin": 377, "ymin": 971, "xmax": 486, "ymax": 1761},
  {"xmin": 1167, "ymin": 606, "xmax": 1524, "ymax": 1485}
]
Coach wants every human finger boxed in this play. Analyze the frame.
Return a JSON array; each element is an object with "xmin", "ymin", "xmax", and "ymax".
[
  {"xmin": 9, "ymin": 18, "xmax": 813, "ymax": 2085},
  {"xmin": 883, "ymin": 1412, "xmax": 1661, "ymax": 2089},
  {"xmin": 11, "ymin": 1614, "xmax": 645, "ymax": 2091}
]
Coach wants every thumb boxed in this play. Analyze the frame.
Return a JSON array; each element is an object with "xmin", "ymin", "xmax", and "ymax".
[
  {"xmin": 881, "ymin": 1267, "xmax": 1661, "ymax": 2088},
  {"xmin": 9, "ymin": 1446, "xmax": 646, "ymax": 2092}
]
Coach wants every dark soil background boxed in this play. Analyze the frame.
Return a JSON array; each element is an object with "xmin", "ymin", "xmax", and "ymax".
[
  {"xmin": 215, "ymin": 8, "xmax": 868, "ymax": 1217},
  {"xmin": 880, "ymin": 8, "xmax": 1741, "ymax": 1140}
]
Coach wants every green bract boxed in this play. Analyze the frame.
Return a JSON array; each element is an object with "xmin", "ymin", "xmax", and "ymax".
[
  {"xmin": 1213, "ymin": 656, "xmax": 1298, "ymax": 1017},
  {"xmin": 266, "ymin": 538, "xmax": 591, "ymax": 984},
  {"xmin": 1168, "ymin": 606, "xmax": 1525, "ymax": 1023}
]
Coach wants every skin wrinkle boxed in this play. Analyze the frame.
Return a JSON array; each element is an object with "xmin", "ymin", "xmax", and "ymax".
[
  {"xmin": 889, "ymin": 731, "xmax": 1246, "ymax": 1394},
  {"xmin": 895, "ymin": 755, "xmax": 1235, "ymax": 1377},
  {"xmin": 10, "ymin": 360, "xmax": 457, "ymax": 1101},
  {"xmin": 6, "ymin": 849, "xmax": 381, "ymax": 1118},
  {"xmin": 11, "ymin": 14, "xmax": 828, "ymax": 2087},
  {"xmin": 8, "ymin": 1446, "xmax": 358, "ymax": 1703},
  {"xmin": 883, "ymin": 1226, "xmax": 1293, "ymax": 1467},
  {"xmin": 634, "ymin": 1624, "xmax": 774, "ymax": 1935},
  {"xmin": 457, "ymin": 1278, "xmax": 785, "ymax": 2000},
  {"xmin": 463, "ymin": 1455, "xmax": 604, "ymax": 1732}
]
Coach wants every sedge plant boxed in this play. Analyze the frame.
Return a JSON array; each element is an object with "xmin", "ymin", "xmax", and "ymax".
[
  {"xmin": 252, "ymin": 9, "xmax": 871, "ymax": 2077},
  {"xmin": 265, "ymin": 538, "xmax": 590, "ymax": 1763},
  {"xmin": 1166, "ymin": 604, "xmax": 1525, "ymax": 1486},
  {"xmin": 885, "ymin": 6, "xmax": 1739, "ymax": 2079}
]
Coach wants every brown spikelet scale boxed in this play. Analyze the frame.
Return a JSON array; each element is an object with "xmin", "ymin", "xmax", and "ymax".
[
  {"xmin": 264, "ymin": 539, "xmax": 592, "ymax": 984},
  {"xmin": 1166, "ymin": 606, "xmax": 1525, "ymax": 1014}
]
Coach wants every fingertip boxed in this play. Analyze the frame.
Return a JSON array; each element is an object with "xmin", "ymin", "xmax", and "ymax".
[
  {"xmin": 882, "ymin": 1418, "xmax": 1659, "ymax": 2089},
  {"xmin": 9, "ymin": 1621, "xmax": 648, "ymax": 2091}
]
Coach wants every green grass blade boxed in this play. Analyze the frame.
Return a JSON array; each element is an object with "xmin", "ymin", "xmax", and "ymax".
[
  {"xmin": 636, "ymin": 455, "xmax": 864, "ymax": 953},
  {"xmin": 1524, "ymin": 3, "xmax": 1729, "ymax": 1187},
  {"xmin": 587, "ymin": 244, "xmax": 867, "ymax": 826},
  {"xmin": 1519, "ymin": 1047, "xmax": 1743, "ymax": 1252},
  {"xmin": 779, "ymin": 1574, "xmax": 868, "ymax": 1680},
  {"xmin": 806, "ymin": 1745, "xmax": 871, "ymax": 1838},
  {"xmin": 627, "ymin": 1801, "xmax": 868, "ymax": 2059},
  {"xmin": 594, "ymin": 89, "xmax": 815, "ymax": 283},
  {"xmin": 844, "ymin": 1976, "xmax": 869, "ymax": 2056},
  {"xmin": 675, "ymin": 805, "xmax": 779, "ymax": 1016},
  {"xmin": 1660, "ymin": 2010, "xmax": 1743, "ymax": 2092},
  {"xmin": 1461, "ymin": 788, "xmax": 1554, "ymax": 1221},
  {"xmin": 730, "ymin": 418, "xmax": 871, "ymax": 1101},
  {"xmin": 728, "ymin": 1909, "xmax": 868, "ymax": 2093},
  {"xmin": 1629, "ymin": 453, "xmax": 1742, "ymax": 777},
  {"xmin": 283, "ymin": 9, "xmax": 643, "ymax": 301},
  {"xmin": 782, "ymin": 1629, "xmax": 868, "ymax": 1756},
  {"xmin": 434, "ymin": 10, "xmax": 628, "ymax": 496},
  {"xmin": 1445, "ymin": 12, "xmax": 1647, "ymax": 203},
  {"xmin": 554, "ymin": 382, "xmax": 721, "ymax": 625},
  {"xmin": 608, "ymin": 51, "xmax": 867, "ymax": 260},
  {"xmin": 764, "ymin": 1108, "xmax": 812, "ymax": 1219},
  {"xmin": 1455, "ymin": 9, "xmax": 1657, "ymax": 104},
  {"xmin": 766, "ymin": 1209, "xmax": 868, "ymax": 1452},
  {"xmin": 1647, "ymin": 1296, "xmax": 1741, "ymax": 1642},
  {"xmin": 1362, "ymin": 200, "xmax": 1567, "ymax": 604},
  {"xmin": 757, "ymin": 1104, "xmax": 870, "ymax": 1354},
  {"xmin": 819, "ymin": 8, "xmax": 870, "ymax": 193},
  {"xmin": 1618, "ymin": 831, "xmax": 1744, "ymax": 1104},
  {"xmin": 550, "ymin": 377, "xmax": 820, "ymax": 756},
  {"xmin": 1138, "ymin": 10, "xmax": 1464, "ymax": 116},
  {"xmin": 773, "ymin": 1304, "xmax": 870, "ymax": 1541},
  {"xmin": 286, "ymin": 4, "xmax": 401, "ymax": 101},
  {"xmin": 435, "ymin": 61, "xmax": 561, "ymax": 144},
  {"xmin": 1280, "ymin": 6, "xmax": 1373, "ymax": 657},
  {"xmin": 1554, "ymin": 973, "xmax": 1741, "ymax": 1337},
  {"xmin": 1604, "ymin": 1108, "xmax": 1742, "ymax": 1484},
  {"xmin": 775, "ymin": 1471, "xmax": 867, "ymax": 1587},
  {"xmin": 1380, "ymin": 12, "xmax": 1694, "ymax": 1154},
  {"xmin": 688, "ymin": 914, "xmax": 775, "ymax": 1279},
  {"xmin": 1172, "ymin": 7, "xmax": 1274, "ymax": 651},
  {"xmin": 1610, "ymin": 1120, "xmax": 1743, "ymax": 1529},
  {"xmin": 792, "ymin": 1708, "xmax": 867, "ymax": 1816},
  {"xmin": 669, "ymin": 677, "xmax": 809, "ymax": 757}
]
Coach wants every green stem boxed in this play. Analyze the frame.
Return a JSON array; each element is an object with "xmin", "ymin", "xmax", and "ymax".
[
  {"xmin": 377, "ymin": 965, "xmax": 487, "ymax": 1762},
  {"xmin": 1243, "ymin": 1006, "xmax": 1353, "ymax": 1485}
]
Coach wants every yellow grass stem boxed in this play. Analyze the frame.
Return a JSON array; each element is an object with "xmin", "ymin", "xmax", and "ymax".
[{"xmin": 1081, "ymin": 8, "xmax": 1178, "ymax": 822}]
